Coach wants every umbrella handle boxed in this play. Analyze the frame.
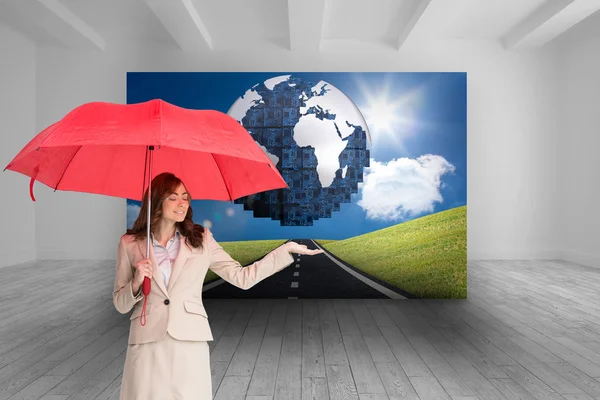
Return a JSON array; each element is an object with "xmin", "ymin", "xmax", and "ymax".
[
  {"xmin": 142, "ymin": 277, "xmax": 151, "ymax": 295},
  {"xmin": 29, "ymin": 166, "xmax": 39, "ymax": 202},
  {"xmin": 139, "ymin": 277, "xmax": 151, "ymax": 326},
  {"xmin": 29, "ymin": 176, "xmax": 36, "ymax": 202}
]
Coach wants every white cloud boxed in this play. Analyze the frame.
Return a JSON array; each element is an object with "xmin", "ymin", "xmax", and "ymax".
[
  {"xmin": 357, "ymin": 155, "xmax": 455, "ymax": 221},
  {"xmin": 127, "ymin": 203, "xmax": 141, "ymax": 230}
]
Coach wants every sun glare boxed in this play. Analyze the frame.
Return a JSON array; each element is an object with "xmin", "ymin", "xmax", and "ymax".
[
  {"xmin": 363, "ymin": 100, "xmax": 400, "ymax": 136},
  {"xmin": 357, "ymin": 78, "xmax": 423, "ymax": 146}
]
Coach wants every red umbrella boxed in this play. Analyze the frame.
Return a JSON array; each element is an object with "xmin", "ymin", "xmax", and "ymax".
[
  {"xmin": 5, "ymin": 99, "xmax": 286, "ymax": 201},
  {"xmin": 4, "ymin": 98, "xmax": 288, "ymax": 324}
]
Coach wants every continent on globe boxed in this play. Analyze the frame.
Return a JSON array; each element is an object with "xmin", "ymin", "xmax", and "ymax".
[{"xmin": 227, "ymin": 75, "xmax": 371, "ymax": 226}]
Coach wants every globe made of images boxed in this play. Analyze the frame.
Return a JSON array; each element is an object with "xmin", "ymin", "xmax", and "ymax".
[{"xmin": 227, "ymin": 75, "xmax": 371, "ymax": 226}]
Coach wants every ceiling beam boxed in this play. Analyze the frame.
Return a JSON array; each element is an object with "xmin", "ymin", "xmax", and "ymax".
[
  {"xmin": 144, "ymin": 0, "xmax": 212, "ymax": 51},
  {"xmin": 502, "ymin": 0, "xmax": 600, "ymax": 49},
  {"xmin": 36, "ymin": 0, "xmax": 105, "ymax": 50},
  {"xmin": 397, "ymin": 0, "xmax": 433, "ymax": 50},
  {"xmin": 288, "ymin": 0, "xmax": 326, "ymax": 51}
]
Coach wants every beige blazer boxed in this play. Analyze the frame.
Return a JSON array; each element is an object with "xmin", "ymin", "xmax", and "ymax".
[{"xmin": 113, "ymin": 228, "xmax": 294, "ymax": 344}]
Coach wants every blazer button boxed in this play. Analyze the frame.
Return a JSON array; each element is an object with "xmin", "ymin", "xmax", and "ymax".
[{"xmin": 164, "ymin": 299, "xmax": 170, "ymax": 305}]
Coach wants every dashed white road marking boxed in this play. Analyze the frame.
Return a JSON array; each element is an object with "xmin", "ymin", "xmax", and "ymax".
[
  {"xmin": 291, "ymin": 282, "xmax": 299, "ymax": 288},
  {"xmin": 294, "ymin": 272, "xmax": 299, "ymax": 276},
  {"xmin": 288, "ymin": 297, "xmax": 298, "ymax": 299}
]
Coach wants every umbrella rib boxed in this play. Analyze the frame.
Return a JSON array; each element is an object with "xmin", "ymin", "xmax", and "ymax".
[
  {"xmin": 54, "ymin": 145, "xmax": 83, "ymax": 191},
  {"xmin": 211, "ymin": 154, "xmax": 232, "ymax": 201}
]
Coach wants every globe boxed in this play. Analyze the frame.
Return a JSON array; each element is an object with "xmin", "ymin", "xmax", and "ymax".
[{"xmin": 227, "ymin": 75, "xmax": 371, "ymax": 226}]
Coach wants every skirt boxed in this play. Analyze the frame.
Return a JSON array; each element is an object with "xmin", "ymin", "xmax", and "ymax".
[{"xmin": 119, "ymin": 332, "xmax": 212, "ymax": 400}]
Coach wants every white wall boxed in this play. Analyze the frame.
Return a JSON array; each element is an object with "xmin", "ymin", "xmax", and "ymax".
[
  {"xmin": 0, "ymin": 26, "xmax": 36, "ymax": 267},
  {"xmin": 31, "ymin": 39, "xmax": 561, "ymax": 260},
  {"xmin": 555, "ymin": 11, "xmax": 600, "ymax": 269}
]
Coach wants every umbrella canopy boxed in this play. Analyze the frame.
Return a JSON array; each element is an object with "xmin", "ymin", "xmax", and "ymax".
[{"xmin": 4, "ymin": 99, "xmax": 287, "ymax": 201}]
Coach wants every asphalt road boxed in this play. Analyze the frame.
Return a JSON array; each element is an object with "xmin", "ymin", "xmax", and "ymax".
[{"xmin": 202, "ymin": 239, "xmax": 414, "ymax": 299}]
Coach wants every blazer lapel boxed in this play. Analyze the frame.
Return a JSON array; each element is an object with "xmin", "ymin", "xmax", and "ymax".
[{"xmin": 167, "ymin": 235, "xmax": 191, "ymax": 292}]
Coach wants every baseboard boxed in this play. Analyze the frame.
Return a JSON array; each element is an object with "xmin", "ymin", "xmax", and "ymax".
[
  {"xmin": 0, "ymin": 248, "xmax": 36, "ymax": 269},
  {"xmin": 37, "ymin": 249, "xmax": 114, "ymax": 260},
  {"xmin": 468, "ymin": 249, "xmax": 561, "ymax": 260},
  {"xmin": 557, "ymin": 249, "xmax": 600, "ymax": 269}
]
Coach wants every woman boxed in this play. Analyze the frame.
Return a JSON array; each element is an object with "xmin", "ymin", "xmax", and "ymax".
[{"xmin": 113, "ymin": 172, "xmax": 323, "ymax": 400}]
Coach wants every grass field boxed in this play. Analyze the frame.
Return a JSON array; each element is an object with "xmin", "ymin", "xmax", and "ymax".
[
  {"xmin": 317, "ymin": 205, "xmax": 467, "ymax": 298},
  {"xmin": 204, "ymin": 239, "xmax": 287, "ymax": 283}
]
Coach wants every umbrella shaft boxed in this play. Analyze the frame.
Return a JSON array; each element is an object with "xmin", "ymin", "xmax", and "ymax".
[{"xmin": 146, "ymin": 146, "xmax": 154, "ymax": 258}]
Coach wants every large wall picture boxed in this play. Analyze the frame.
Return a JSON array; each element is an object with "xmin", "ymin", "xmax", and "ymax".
[{"xmin": 127, "ymin": 72, "xmax": 467, "ymax": 299}]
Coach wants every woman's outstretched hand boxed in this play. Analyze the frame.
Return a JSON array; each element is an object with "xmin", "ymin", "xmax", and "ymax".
[{"xmin": 285, "ymin": 241, "xmax": 325, "ymax": 256}]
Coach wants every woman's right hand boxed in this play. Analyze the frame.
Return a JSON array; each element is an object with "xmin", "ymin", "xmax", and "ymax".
[{"xmin": 132, "ymin": 258, "xmax": 153, "ymax": 293}]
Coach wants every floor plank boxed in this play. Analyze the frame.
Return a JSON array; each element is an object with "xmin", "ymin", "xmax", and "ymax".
[{"xmin": 1, "ymin": 258, "xmax": 600, "ymax": 399}]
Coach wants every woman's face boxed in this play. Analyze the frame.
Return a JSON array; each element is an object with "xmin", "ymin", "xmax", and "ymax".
[{"xmin": 161, "ymin": 183, "xmax": 189, "ymax": 224}]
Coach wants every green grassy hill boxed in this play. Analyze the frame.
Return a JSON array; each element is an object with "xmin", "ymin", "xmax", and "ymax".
[
  {"xmin": 317, "ymin": 205, "xmax": 466, "ymax": 298},
  {"xmin": 204, "ymin": 239, "xmax": 287, "ymax": 283}
]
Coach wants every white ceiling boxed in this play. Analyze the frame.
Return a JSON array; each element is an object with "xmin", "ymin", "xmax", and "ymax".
[{"xmin": 0, "ymin": 0, "xmax": 598, "ymax": 52}]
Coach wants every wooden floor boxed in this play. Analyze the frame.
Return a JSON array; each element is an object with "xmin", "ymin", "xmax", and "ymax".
[{"xmin": 1, "ymin": 259, "xmax": 600, "ymax": 400}]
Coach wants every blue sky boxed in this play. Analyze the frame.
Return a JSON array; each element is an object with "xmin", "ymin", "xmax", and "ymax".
[{"xmin": 127, "ymin": 72, "xmax": 466, "ymax": 241}]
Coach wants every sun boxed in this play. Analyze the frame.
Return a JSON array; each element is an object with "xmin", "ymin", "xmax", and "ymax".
[
  {"xmin": 362, "ymin": 99, "xmax": 401, "ymax": 137},
  {"xmin": 357, "ymin": 78, "xmax": 423, "ymax": 146}
]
